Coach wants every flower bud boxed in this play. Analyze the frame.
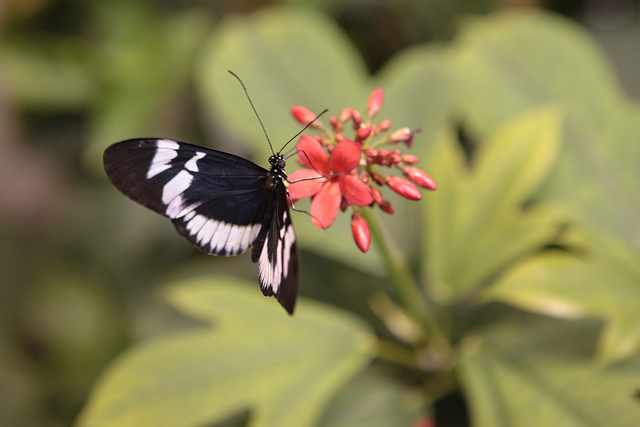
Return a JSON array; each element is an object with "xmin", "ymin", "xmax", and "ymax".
[
  {"xmin": 291, "ymin": 106, "xmax": 318, "ymax": 126},
  {"xmin": 379, "ymin": 119, "xmax": 392, "ymax": 131},
  {"xmin": 371, "ymin": 172, "xmax": 385, "ymax": 186},
  {"xmin": 405, "ymin": 167, "xmax": 437, "ymax": 190},
  {"xmin": 351, "ymin": 211, "xmax": 371, "ymax": 252},
  {"xmin": 401, "ymin": 154, "xmax": 419, "ymax": 164},
  {"xmin": 339, "ymin": 107, "xmax": 352, "ymax": 123},
  {"xmin": 367, "ymin": 88, "xmax": 384, "ymax": 118},
  {"xmin": 363, "ymin": 148, "xmax": 378, "ymax": 158},
  {"xmin": 389, "ymin": 149, "xmax": 402, "ymax": 164},
  {"xmin": 356, "ymin": 126, "xmax": 372, "ymax": 142},
  {"xmin": 390, "ymin": 127, "xmax": 413, "ymax": 144},
  {"xmin": 351, "ymin": 109, "xmax": 362, "ymax": 128},
  {"xmin": 380, "ymin": 199, "xmax": 394, "ymax": 214},
  {"xmin": 370, "ymin": 186, "xmax": 383, "ymax": 205},
  {"xmin": 377, "ymin": 149, "xmax": 391, "ymax": 158},
  {"xmin": 330, "ymin": 116, "xmax": 342, "ymax": 132},
  {"xmin": 386, "ymin": 176, "xmax": 422, "ymax": 200}
]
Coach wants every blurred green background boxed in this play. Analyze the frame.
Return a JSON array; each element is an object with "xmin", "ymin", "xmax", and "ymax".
[{"xmin": 1, "ymin": 0, "xmax": 639, "ymax": 426}]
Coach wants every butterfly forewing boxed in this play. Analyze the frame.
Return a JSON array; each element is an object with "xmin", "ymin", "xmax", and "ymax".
[
  {"xmin": 104, "ymin": 138, "xmax": 272, "ymax": 256},
  {"xmin": 104, "ymin": 138, "xmax": 299, "ymax": 313}
]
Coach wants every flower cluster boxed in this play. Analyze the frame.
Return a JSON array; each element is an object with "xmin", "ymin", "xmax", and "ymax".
[{"xmin": 287, "ymin": 88, "xmax": 436, "ymax": 252}]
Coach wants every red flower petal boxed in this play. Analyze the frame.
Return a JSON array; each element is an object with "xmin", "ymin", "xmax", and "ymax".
[
  {"xmin": 339, "ymin": 175, "xmax": 373, "ymax": 206},
  {"xmin": 296, "ymin": 135, "xmax": 330, "ymax": 174},
  {"xmin": 287, "ymin": 169, "xmax": 325, "ymax": 199},
  {"xmin": 330, "ymin": 139, "xmax": 361, "ymax": 173},
  {"xmin": 310, "ymin": 180, "xmax": 342, "ymax": 228}
]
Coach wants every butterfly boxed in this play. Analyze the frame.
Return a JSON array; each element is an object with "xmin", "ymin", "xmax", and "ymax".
[{"xmin": 103, "ymin": 72, "xmax": 323, "ymax": 315}]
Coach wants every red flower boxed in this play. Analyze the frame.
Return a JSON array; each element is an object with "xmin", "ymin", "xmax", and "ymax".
[
  {"xmin": 287, "ymin": 88, "xmax": 436, "ymax": 252},
  {"xmin": 288, "ymin": 135, "xmax": 373, "ymax": 228}
]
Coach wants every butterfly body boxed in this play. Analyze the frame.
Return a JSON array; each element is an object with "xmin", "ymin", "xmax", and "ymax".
[{"xmin": 104, "ymin": 138, "xmax": 298, "ymax": 314}]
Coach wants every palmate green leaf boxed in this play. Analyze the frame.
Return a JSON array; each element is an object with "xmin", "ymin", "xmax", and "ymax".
[
  {"xmin": 483, "ymin": 229, "xmax": 640, "ymax": 363},
  {"xmin": 318, "ymin": 371, "xmax": 424, "ymax": 427},
  {"xmin": 423, "ymin": 108, "xmax": 566, "ymax": 302},
  {"xmin": 451, "ymin": 11, "xmax": 640, "ymax": 244},
  {"xmin": 458, "ymin": 322, "xmax": 640, "ymax": 427},
  {"xmin": 76, "ymin": 278, "xmax": 375, "ymax": 427}
]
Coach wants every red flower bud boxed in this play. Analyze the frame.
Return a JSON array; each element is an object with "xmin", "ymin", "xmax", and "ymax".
[
  {"xmin": 386, "ymin": 176, "xmax": 422, "ymax": 200},
  {"xmin": 390, "ymin": 127, "xmax": 413, "ymax": 143},
  {"xmin": 377, "ymin": 149, "xmax": 391, "ymax": 159},
  {"xmin": 291, "ymin": 106, "xmax": 317, "ymax": 126},
  {"xmin": 405, "ymin": 167, "xmax": 437, "ymax": 190},
  {"xmin": 351, "ymin": 210, "xmax": 371, "ymax": 252},
  {"xmin": 367, "ymin": 88, "xmax": 384, "ymax": 118},
  {"xmin": 389, "ymin": 149, "xmax": 402, "ymax": 164},
  {"xmin": 339, "ymin": 108, "xmax": 352, "ymax": 123},
  {"xmin": 371, "ymin": 172, "xmax": 385, "ymax": 186},
  {"xmin": 363, "ymin": 148, "xmax": 378, "ymax": 158},
  {"xmin": 380, "ymin": 199, "xmax": 394, "ymax": 214},
  {"xmin": 351, "ymin": 109, "xmax": 362, "ymax": 128},
  {"xmin": 401, "ymin": 154, "xmax": 419, "ymax": 164},
  {"xmin": 370, "ymin": 186, "xmax": 383, "ymax": 205},
  {"xmin": 379, "ymin": 119, "xmax": 392, "ymax": 131},
  {"xmin": 356, "ymin": 126, "xmax": 372, "ymax": 142},
  {"xmin": 330, "ymin": 116, "xmax": 342, "ymax": 132}
]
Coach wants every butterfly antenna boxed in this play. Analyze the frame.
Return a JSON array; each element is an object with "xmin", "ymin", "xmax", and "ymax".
[
  {"xmin": 278, "ymin": 109, "xmax": 328, "ymax": 154},
  {"xmin": 228, "ymin": 70, "xmax": 276, "ymax": 156}
]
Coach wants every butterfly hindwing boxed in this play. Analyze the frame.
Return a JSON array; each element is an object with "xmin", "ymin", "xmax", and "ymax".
[{"xmin": 257, "ymin": 180, "xmax": 299, "ymax": 314}]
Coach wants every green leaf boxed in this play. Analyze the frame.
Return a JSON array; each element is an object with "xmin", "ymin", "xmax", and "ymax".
[
  {"xmin": 483, "ymin": 229, "xmax": 640, "ymax": 363},
  {"xmin": 76, "ymin": 278, "xmax": 375, "ymax": 427},
  {"xmin": 453, "ymin": 12, "xmax": 626, "ymax": 135},
  {"xmin": 84, "ymin": 2, "xmax": 211, "ymax": 173},
  {"xmin": 0, "ymin": 38, "xmax": 93, "ymax": 110},
  {"xmin": 318, "ymin": 371, "xmax": 424, "ymax": 427},
  {"xmin": 458, "ymin": 322, "xmax": 640, "ymax": 427},
  {"xmin": 423, "ymin": 108, "xmax": 566, "ymax": 302},
  {"xmin": 451, "ymin": 11, "xmax": 640, "ymax": 243},
  {"xmin": 376, "ymin": 46, "xmax": 454, "ymax": 159}
]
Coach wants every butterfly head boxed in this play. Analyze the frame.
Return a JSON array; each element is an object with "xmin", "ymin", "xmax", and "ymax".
[{"xmin": 269, "ymin": 154, "xmax": 286, "ymax": 171}]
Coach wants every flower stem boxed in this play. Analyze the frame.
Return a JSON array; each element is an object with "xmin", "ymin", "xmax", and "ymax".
[{"xmin": 361, "ymin": 208, "xmax": 451, "ymax": 360}]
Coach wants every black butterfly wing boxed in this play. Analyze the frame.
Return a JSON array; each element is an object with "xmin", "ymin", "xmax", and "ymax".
[
  {"xmin": 104, "ymin": 138, "xmax": 299, "ymax": 314},
  {"xmin": 104, "ymin": 138, "xmax": 274, "ymax": 257},
  {"xmin": 254, "ymin": 179, "xmax": 299, "ymax": 314}
]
